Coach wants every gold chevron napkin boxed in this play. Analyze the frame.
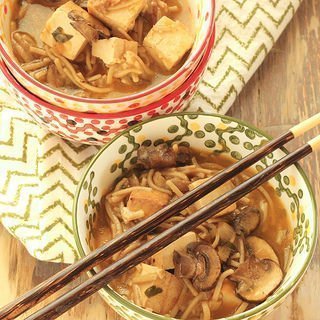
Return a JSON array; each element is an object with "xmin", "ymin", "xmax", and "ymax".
[{"xmin": 0, "ymin": 0, "xmax": 301, "ymax": 263}]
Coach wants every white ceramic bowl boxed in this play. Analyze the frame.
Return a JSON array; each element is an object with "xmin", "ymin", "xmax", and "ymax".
[
  {"xmin": 0, "ymin": 0, "xmax": 215, "ymax": 113},
  {"xmin": 73, "ymin": 113, "xmax": 317, "ymax": 320}
]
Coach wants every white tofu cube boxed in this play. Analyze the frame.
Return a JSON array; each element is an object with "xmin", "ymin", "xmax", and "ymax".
[
  {"xmin": 92, "ymin": 37, "xmax": 138, "ymax": 65},
  {"xmin": 130, "ymin": 264, "xmax": 184, "ymax": 315},
  {"xmin": 88, "ymin": 0, "xmax": 146, "ymax": 32},
  {"xmin": 151, "ymin": 232, "xmax": 197, "ymax": 270},
  {"xmin": 143, "ymin": 16, "xmax": 194, "ymax": 71},
  {"xmin": 40, "ymin": 1, "xmax": 107, "ymax": 60}
]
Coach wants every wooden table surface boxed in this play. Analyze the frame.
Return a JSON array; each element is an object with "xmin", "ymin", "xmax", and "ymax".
[{"xmin": 1, "ymin": 0, "xmax": 319, "ymax": 319}]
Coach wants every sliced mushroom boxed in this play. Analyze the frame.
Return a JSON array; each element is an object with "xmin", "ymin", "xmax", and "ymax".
[
  {"xmin": 173, "ymin": 243, "xmax": 221, "ymax": 291},
  {"xmin": 217, "ymin": 222, "xmax": 236, "ymax": 244},
  {"xmin": 246, "ymin": 236, "xmax": 279, "ymax": 264},
  {"xmin": 232, "ymin": 206, "xmax": 260, "ymax": 236},
  {"xmin": 68, "ymin": 10, "xmax": 110, "ymax": 42},
  {"xmin": 136, "ymin": 144, "xmax": 192, "ymax": 170},
  {"xmin": 230, "ymin": 256, "xmax": 283, "ymax": 302},
  {"xmin": 173, "ymin": 251, "xmax": 198, "ymax": 278}
]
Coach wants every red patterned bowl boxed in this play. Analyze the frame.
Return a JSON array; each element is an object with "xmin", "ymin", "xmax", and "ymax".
[
  {"xmin": 0, "ymin": 27, "xmax": 215, "ymax": 145},
  {"xmin": 0, "ymin": 0, "xmax": 215, "ymax": 113}
]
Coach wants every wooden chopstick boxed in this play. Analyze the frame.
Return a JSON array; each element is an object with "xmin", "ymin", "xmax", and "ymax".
[
  {"xmin": 0, "ymin": 113, "xmax": 319, "ymax": 320},
  {"xmin": 25, "ymin": 134, "xmax": 320, "ymax": 320}
]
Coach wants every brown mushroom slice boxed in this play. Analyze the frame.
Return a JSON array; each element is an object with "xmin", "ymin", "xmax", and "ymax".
[
  {"xmin": 230, "ymin": 256, "xmax": 283, "ymax": 302},
  {"xmin": 246, "ymin": 236, "xmax": 279, "ymax": 264},
  {"xmin": 173, "ymin": 251, "xmax": 198, "ymax": 278},
  {"xmin": 232, "ymin": 206, "xmax": 260, "ymax": 236},
  {"xmin": 136, "ymin": 144, "xmax": 192, "ymax": 170},
  {"xmin": 173, "ymin": 243, "xmax": 221, "ymax": 291},
  {"xmin": 187, "ymin": 243, "xmax": 221, "ymax": 291},
  {"xmin": 68, "ymin": 10, "xmax": 110, "ymax": 42}
]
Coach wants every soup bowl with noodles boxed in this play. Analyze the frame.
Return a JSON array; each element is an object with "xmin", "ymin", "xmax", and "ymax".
[
  {"xmin": 0, "ymin": 0, "xmax": 215, "ymax": 113},
  {"xmin": 0, "ymin": 27, "xmax": 214, "ymax": 145},
  {"xmin": 73, "ymin": 113, "xmax": 317, "ymax": 320}
]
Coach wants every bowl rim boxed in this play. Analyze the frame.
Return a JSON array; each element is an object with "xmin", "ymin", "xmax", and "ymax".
[
  {"xmin": 0, "ymin": 0, "xmax": 215, "ymax": 105},
  {"xmin": 0, "ymin": 26, "xmax": 215, "ymax": 118},
  {"xmin": 72, "ymin": 112, "xmax": 318, "ymax": 320}
]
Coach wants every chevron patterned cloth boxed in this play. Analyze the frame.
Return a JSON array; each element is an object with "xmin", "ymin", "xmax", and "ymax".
[{"xmin": 0, "ymin": 0, "xmax": 301, "ymax": 263}]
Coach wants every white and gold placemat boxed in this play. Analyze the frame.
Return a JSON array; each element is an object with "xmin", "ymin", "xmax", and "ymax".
[{"xmin": 0, "ymin": 0, "xmax": 301, "ymax": 263}]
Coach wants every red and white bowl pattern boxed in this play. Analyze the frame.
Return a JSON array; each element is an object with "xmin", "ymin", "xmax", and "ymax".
[
  {"xmin": 0, "ymin": 28, "xmax": 215, "ymax": 145},
  {"xmin": 0, "ymin": 0, "xmax": 215, "ymax": 113}
]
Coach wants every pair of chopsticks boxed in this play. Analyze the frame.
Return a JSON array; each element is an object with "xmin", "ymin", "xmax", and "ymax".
[{"xmin": 1, "ymin": 114, "xmax": 319, "ymax": 320}]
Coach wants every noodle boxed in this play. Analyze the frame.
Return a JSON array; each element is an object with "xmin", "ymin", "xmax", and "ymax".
[
  {"xmin": 147, "ymin": 170, "xmax": 172, "ymax": 195},
  {"xmin": 181, "ymin": 293, "xmax": 206, "ymax": 320},
  {"xmin": 34, "ymin": 67, "xmax": 48, "ymax": 81},
  {"xmin": 105, "ymin": 200, "xmax": 123, "ymax": 236},
  {"xmin": 201, "ymin": 301, "xmax": 211, "ymax": 320},
  {"xmin": 87, "ymin": 74, "xmax": 102, "ymax": 82},
  {"xmin": 21, "ymin": 58, "xmax": 51, "ymax": 72},
  {"xmin": 212, "ymin": 229, "xmax": 220, "ymax": 248},
  {"xmin": 231, "ymin": 252, "xmax": 240, "ymax": 259},
  {"xmin": 235, "ymin": 302, "xmax": 249, "ymax": 314},
  {"xmin": 229, "ymin": 260, "xmax": 240, "ymax": 268},
  {"xmin": 211, "ymin": 269, "xmax": 234, "ymax": 304},
  {"xmin": 238, "ymin": 237, "xmax": 245, "ymax": 264},
  {"xmin": 29, "ymin": 46, "xmax": 47, "ymax": 56},
  {"xmin": 182, "ymin": 278, "xmax": 199, "ymax": 297}
]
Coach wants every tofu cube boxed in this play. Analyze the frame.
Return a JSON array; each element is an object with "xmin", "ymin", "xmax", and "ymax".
[
  {"xmin": 189, "ymin": 178, "xmax": 237, "ymax": 216},
  {"xmin": 88, "ymin": 0, "xmax": 146, "ymax": 32},
  {"xmin": 143, "ymin": 16, "xmax": 194, "ymax": 71},
  {"xmin": 40, "ymin": 1, "xmax": 106, "ymax": 60},
  {"xmin": 151, "ymin": 232, "xmax": 197, "ymax": 270},
  {"xmin": 130, "ymin": 264, "xmax": 184, "ymax": 315},
  {"xmin": 92, "ymin": 37, "xmax": 138, "ymax": 65},
  {"xmin": 127, "ymin": 189, "xmax": 170, "ymax": 217}
]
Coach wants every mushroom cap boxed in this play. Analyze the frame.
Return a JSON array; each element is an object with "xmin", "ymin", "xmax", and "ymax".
[
  {"xmin": 230, "ymin": 256, "xmax": 283, "ymax": 302},
  {"xmin": 232, "ymin": 206, "xmax": 261, "ymax": 236},
  {"xmin": 187, "ymin": 243, "xmax": 221, "ymax": 291},
  {"xmin": 173, "ymin": 251, "xmax": 198, "ymax": 278},
  {"xmin": 246, "ymin": 236, "xmax": 279, "ymax": 264}
]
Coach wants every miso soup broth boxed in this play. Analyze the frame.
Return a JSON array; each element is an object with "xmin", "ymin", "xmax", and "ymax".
[
  {"xmin": 90, "ymin": 144, "xmax": 293, "ymax": 320},
  {"xmin": 9, "ymin": 0, "xmax": 194, "ymax": 99}
]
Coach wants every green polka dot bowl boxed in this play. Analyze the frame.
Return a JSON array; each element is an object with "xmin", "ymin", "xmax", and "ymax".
[{"xmin": 73, "ymin": 113, "xmax": 317, "ymax": 320}]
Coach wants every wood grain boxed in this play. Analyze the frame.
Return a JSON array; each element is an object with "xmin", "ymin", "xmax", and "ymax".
[{"xmin": 0, "ymin": 0, "xmax": 319, "ymax": 319}]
